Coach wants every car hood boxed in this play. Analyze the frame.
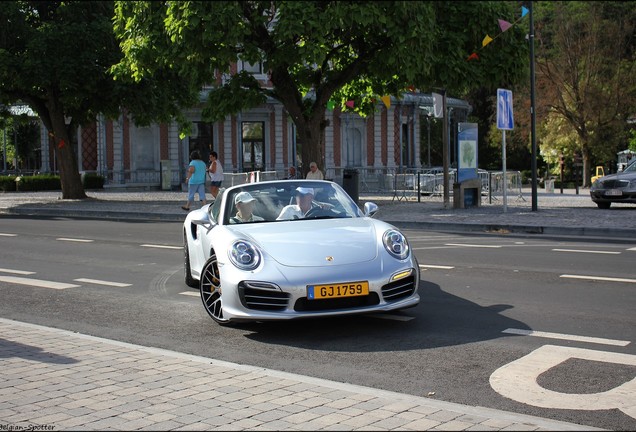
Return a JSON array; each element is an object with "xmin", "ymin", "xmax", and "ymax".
[
  {"xmin": 598, "ymin": 172, "xmax": 636, "ymax": 182},
  {"xmin": 230, "ymin": 218, "xmax": 380, "ymax": 267}
]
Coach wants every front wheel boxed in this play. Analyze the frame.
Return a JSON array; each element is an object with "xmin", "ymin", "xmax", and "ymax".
[{"xmin": 200, "ymin": 252, "xmax": 231, "ymax": 325}]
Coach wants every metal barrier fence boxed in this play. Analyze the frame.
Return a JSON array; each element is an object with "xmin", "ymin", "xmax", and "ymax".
[
  {"xmin": 486, "ymin": 171, "xmax": 525, "ymax": 202},
  {"xmin": 22, "ymin": 167, "xmax": 523, "ymax": 202}
]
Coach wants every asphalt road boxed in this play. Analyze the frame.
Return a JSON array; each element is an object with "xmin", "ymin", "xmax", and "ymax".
[{"xmin": 0, "ymin": 216, "xmax": 635, "ymax": 430}]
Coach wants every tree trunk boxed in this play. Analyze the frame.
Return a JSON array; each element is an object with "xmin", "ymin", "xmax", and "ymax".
[
  {"xmin": 49, "ymin": 112, "xmax": 87, "ymax": 199},
  {"xmin": 297, "ymin": 114, "xmax": 326, "ymax": 179}
]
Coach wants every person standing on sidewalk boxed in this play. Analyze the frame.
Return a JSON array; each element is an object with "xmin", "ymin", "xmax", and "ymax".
[
  {"xmin": 182, "ymin": 150, "xmax": 207, "ymax": 211},
  {"xmin": 208, "ymin": 151, "xmax": 224, "ymax": 200}
]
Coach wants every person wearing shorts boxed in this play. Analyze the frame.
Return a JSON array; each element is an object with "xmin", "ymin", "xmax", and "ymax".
[
  {"xmin": 208, "ymin": 151, "xmax": 224, "ymax": 200},
  {"xmin": 182, "ymin": 150, "xmax": 207, "ymax": 211}
]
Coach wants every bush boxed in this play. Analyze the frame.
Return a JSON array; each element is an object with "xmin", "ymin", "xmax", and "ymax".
[
  {"xmin": 0, "ymin": 175, "xmax": 17, "ymax": 192},
  {"xmin": 15, "ymin": 174, "xmax": 61, "ymax": 191},
  {"xmin": 82, "ymin": 173, "xmax": 104, "ymax": 189}
]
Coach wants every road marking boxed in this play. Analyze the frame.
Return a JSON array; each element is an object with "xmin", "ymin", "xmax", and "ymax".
[
  {"xmin": 419, "ymin": 264, "xmax": 455, "ymax": 269},
  {"xmin": 0, "ymin": 268, "xmax": 35, "ymax": 275},
  {"xmin": 502, "ymin": 328, "xmax": 630, "ymax": 347},
  {"xmin": 140, "ymin": 244, "xmax": 181, "ymax": 250},
  {"xmin": 628, "ymin": 247, "xmax": 636, "ymax": 251},
  {"xmin": 367, "ymin": 313, "xmax": 415, "ymax": 321},
  {"xmin": 0, "ymin": 275, "xmax": 79, "ymax": 289},
  {"xmin": 412, "ymin": 246, "xmax": 458, "ymax": 250},
  {"xmin": 56, "ymin": 238, "xmax": 94, "ymax": 243},
  {"xmin": 561, "ymin": 274, "xmax": 636, "ymax": 284},
  {"xmin": 179, "ymin": 291, "xmax": 199, "ymax": 297},
  {"xmin": 490, "ymin": 345, "xmax": 636, "ymax": 419},
  {"xmin": 444, "ymin": 243, "xmax": 502, "ymax": 248},
  {"xmin": 552, "ymin": 248, "xmax": 620, "ymax": 255},
  {"xmin": 74, "ymin": 278, "xmax": 131, "ymax": 287},
  {"xmin": 0, "ymin": 233, "xmax": 17, "ymax": 237}
]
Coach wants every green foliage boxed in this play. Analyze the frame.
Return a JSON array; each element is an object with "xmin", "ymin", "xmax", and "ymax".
[
  {"xmin": 628, "ymin": 130, "xmax": 636, "ymax": 152},
  {"xmin": 534, "ymin": 1, "xmax": 636, "ymax": 176},
  {"xmin": 0, "ymin": 175, "xmax": 18, "ymax": 192},
  {"xmin": 112, "ymin": 1, "xmax": 529, "ymax": 128},
  {"xmin": 14, "ymin": 174, "xmax": 61, "ymax": 192},
  {"xmin": 82, "ymin": 173, "xmax": 105, "ymax": 189}
]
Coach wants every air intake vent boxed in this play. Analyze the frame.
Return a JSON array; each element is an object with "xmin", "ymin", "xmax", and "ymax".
[
  {"xmin": 238, "ymin": 282, "xmax": 290, "ymax": 311},
  {"xmin": 381, "ymin": 276, "xmax": 416, "ymax": 302}
]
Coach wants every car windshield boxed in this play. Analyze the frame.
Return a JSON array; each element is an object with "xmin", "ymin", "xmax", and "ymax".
[
  {"xmin": 221, "ymin": 181, "xmax": 362, "ymax": 225},
  {"xmin": 624, "ymin": 160, "xmax": 636, "ymax": 173}
]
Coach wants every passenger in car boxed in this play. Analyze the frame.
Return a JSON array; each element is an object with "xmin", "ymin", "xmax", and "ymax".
[{"xmin": 229, "ymin": 191, "xmax": 265, "ymax": 224}]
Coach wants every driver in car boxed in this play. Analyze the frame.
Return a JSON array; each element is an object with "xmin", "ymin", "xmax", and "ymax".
[{"xmin": 277, "ymin": 187, "xmax": 322, "ymax": 220}]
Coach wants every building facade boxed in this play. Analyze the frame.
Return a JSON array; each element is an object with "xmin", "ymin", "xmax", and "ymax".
[{"xmin": 38, "ymin": 92, "xmax": 471, "ymax": 190}]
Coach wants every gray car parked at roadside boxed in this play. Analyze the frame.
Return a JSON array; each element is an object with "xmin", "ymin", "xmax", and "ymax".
[{"xmin": 590, "ymin": 159, "xmax": 636, "ymax": 209}]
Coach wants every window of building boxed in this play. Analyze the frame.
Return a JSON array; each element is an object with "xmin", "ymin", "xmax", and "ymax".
[
  {"xmin": 346, "ymin": 128, "xmax": 362, "ymax": 167},
  {"xmin": 401, "ymin": 123, "xmax": 411, "ymax": 168},
  {"xmin": 242, "ymin": 121, "xmax": 265, "ymax": 172},
  {"xmin": 189, "ymin": 121, "xmax": 214, "ymax": 160},
  {"xmin": 240, "ymin": 60, "xmax": 263, "ymax": 75}
]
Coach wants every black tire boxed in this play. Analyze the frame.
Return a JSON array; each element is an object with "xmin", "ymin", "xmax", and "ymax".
[
  {"xmin": 184, "ymin": 232, "xmax": 198, "ymax": 288},
  {"xmin": 597, "ymin": 202, "xmax": 611, "ymax": 209},
  {"xmin": 200, "ymin": 252, "xmax": 231, "ymax": 325}
]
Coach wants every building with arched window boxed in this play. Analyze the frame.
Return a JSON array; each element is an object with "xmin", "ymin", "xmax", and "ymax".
[{"xmin": 38, "ymin": 91, "xmax": 471, "ymax": 189}]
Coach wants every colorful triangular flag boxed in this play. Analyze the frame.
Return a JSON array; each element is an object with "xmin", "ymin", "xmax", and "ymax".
[
  {"xmin": 380, "ymin": 95, "xmax": 391, "ymax": 109},
  {"xmin": 521, "ymin": 6, "xmax": 528, "ymax": 17},
  {"xmin": 467, "ymin": 52, "xmax": 479, "ymax": 61},
  {"xmin": 482, "ymin": 35, "xmax": 493, "ymax": 47},
  {"xmin": 345, "ymin": 100, "xmax": 355, "ymax": 109},
  {"xmin": 327, "ymin": 100, "xmax": 335, "ymax": 111},
  {"xmin": 498, "ymin": 19, "xmax": 512, "ymax": 32}
]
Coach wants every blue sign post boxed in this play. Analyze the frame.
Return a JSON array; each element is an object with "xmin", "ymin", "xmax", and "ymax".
[
  {"xmin": 497, "ymin": 89, "xmax": 514, "ymax": 212},
  {"xmin": 457, "ymin": 123, "xmax": 478, "ymax": 183}
]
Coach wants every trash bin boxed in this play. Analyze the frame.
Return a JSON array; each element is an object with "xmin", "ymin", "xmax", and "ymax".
[
  {"xmin": 544, "ymin": 179, "xmax": 554, "ymax": 193},
  {"xmin": 342, "ymin": 168, "xmax": 359, "ymax": 204}
]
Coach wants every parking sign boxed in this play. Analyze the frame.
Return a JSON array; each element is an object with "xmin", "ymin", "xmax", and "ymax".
[{"xmin": 497, "ymin": 88, "xmax": 514, "ymax": 130}]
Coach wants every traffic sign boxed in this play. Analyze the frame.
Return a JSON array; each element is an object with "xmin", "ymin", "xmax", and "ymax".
[{"xmin": 497, "ymin": 88, "xmax": 514, "ymax": 130}]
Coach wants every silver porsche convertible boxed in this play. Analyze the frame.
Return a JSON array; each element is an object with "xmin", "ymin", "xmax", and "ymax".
[{"xmin": 183, "ymin": 179, "xmax": 420, "ymax": 325}]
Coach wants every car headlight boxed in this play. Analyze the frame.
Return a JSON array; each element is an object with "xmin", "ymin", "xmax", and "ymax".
[
  {"xmin": 383, "ymin": 229, "xmax": 410, "ymax": 260},
  {"xmin": 229, "ymin": 240, "xmax": 261, "ymax": 270}
]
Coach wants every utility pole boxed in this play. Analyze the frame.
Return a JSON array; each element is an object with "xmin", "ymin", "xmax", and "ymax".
[
  {"xmin": 529, "ymin": 1, "xmax": 538, "ymax": 211},
  {"xmin": 442, "ymin": 90, "xmax": 449, "ymax": 209}
]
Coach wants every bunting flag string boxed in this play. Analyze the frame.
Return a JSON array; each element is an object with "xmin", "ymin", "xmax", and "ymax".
[
  {"xmin": 467, "ymin": 5, "xmax": 528, "ymax": 61},
  {"xmin": 326, "ymin": 94, "xmax": 393, "ymax": 111}
]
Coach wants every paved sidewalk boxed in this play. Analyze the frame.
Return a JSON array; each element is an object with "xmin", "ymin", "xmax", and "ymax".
[{"xmin": 0, "ymin": 318, "xmax": 601, "ymax": 431}]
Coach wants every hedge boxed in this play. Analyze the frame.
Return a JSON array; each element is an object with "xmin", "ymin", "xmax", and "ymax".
[{"xmin": 0, "ymin": 173, "xmax": 105, "ymax": 192}]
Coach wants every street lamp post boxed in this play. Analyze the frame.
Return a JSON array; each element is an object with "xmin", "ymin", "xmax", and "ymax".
[{"xmin": 3, "ymin": 127, "xmax": 6, "ymax": 172}]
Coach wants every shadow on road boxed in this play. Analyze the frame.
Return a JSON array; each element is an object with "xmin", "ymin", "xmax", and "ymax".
[{"xmin": 240, "ymin": 281, "xmax": 529, "ymax": 352}]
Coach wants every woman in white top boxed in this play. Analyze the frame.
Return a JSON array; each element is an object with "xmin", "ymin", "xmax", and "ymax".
[{"xmin": 208, "ymin": 151, "xmax": 224, "ymax": 200}]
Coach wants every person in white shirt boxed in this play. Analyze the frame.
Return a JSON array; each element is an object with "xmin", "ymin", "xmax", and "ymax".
[
  {"xmin": 276, "ymin": 187, "xmax": 316, "ymax": 220},
  {"xmin": 229, "ymin": 191, "xmax": 264, "ymax": 224},
  {"xmin": 208, "ymin": 151, "xmax": 224, "ymax": 200},
  {"xmin": 305, "ymin": 162, "xmax": 324, "ymax": 180}
]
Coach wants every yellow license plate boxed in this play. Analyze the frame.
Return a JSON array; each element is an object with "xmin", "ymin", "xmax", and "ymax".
[{"xmin": 307, "ymin": 281, "xmax": 369, "ymax": 300}]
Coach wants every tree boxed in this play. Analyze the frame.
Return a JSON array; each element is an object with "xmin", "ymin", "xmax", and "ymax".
[
  {"xmin": 534, "ymin": 1, "xmax": 636, "ymax": 187},
  {"xmin": 112, "ymin": 1, "xmax": 528, "ymax": 176},
  {"xmin": 0, "ymin": 1, "xmax": 192, "ymax": 198}
]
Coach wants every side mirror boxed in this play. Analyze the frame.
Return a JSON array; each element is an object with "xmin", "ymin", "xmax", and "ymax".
[{"xmin": 363, "ymin": 202, "xmax": 379, "ymax": 217}]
